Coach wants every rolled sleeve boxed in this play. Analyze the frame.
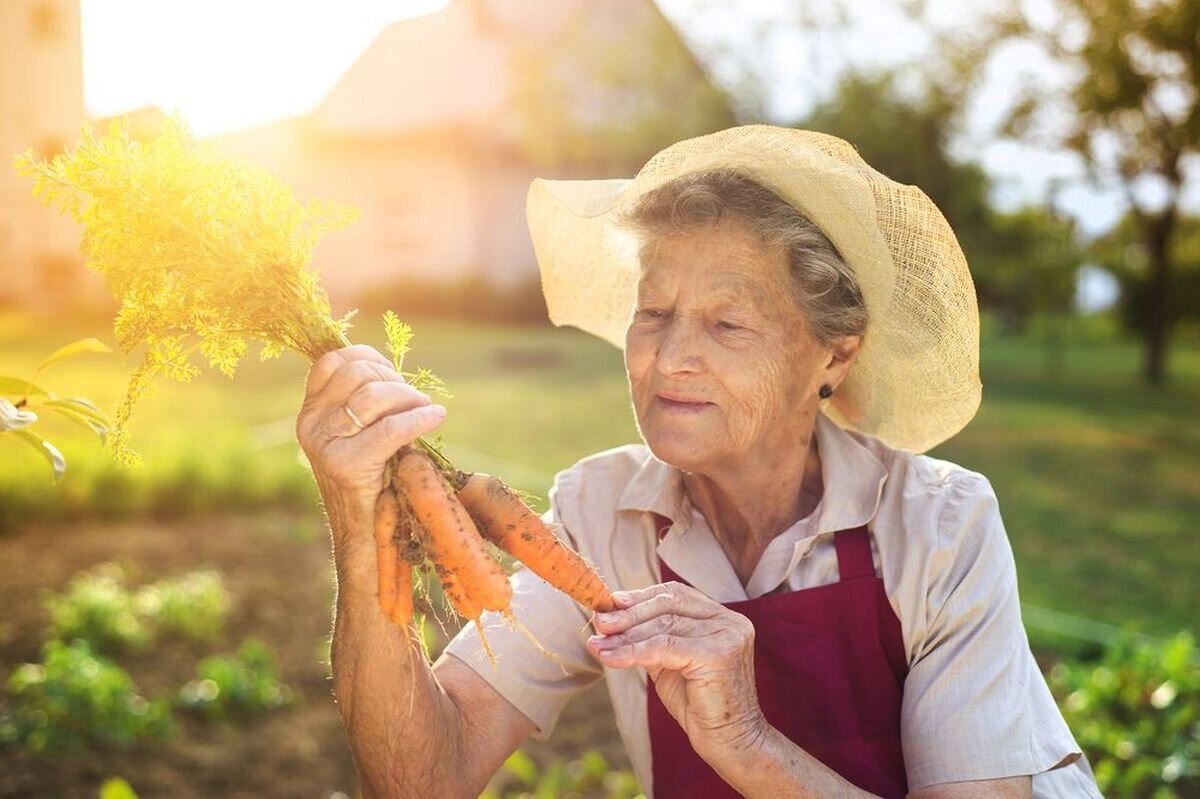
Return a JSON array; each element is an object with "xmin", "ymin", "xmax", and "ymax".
[
  {"xmin": 442, "ymin": 508, "xmax": 602, "ymax": 741},
  {"xmin": 901, "ymin": 473, "xmax": 1084, "ymax": 792}
]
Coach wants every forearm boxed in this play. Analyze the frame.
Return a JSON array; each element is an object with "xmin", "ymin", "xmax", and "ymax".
[
  {"xmin": 323, "ymin": 482, "xmax": 471, "ymax": 798},
  {"xmin": 703, "ymin": 724, "xmax": 878, "ymax": 799}
]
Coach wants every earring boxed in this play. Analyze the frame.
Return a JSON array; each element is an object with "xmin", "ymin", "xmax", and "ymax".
[{"xmin": 819, "ymin": 384, "xmax": 833, "ymax": 399}]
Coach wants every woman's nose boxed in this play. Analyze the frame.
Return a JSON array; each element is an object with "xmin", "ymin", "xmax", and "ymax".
[{"xmin": 655, "ymin": 318, "xmax": 704, "ymax": 375}]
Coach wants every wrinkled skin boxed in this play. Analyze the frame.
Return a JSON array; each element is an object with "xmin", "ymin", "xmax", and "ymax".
[{"xmin": 588, "ymin": 219, "xmax": 864, "ymax": 778}]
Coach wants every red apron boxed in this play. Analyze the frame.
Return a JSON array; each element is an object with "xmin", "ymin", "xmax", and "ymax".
[{"xmin": 647, "ymin": 515, "xmax": 909, "ymax": 798}]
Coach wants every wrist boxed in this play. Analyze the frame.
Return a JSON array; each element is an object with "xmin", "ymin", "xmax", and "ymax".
[
  {"xmin": 315, "ymin": 478, "xmax": 381, "ymax": 600},
  {"xmin": 692, "ymin": 708, "xmax": 772, "ymax": 766},
  {"xmin": 701, "ymin": 720, "xmax": 794, "ymax": 797}
]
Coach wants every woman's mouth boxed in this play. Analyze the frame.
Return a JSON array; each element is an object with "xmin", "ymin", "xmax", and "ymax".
[{"xmin": 655, "ymin": 394, "xmax": 712, "ymax": 413}]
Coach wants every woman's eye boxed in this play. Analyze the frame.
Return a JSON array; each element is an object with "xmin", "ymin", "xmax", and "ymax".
[
  {"xmin": 716, "ymin": 320, "xmax": 743, "ymax": 331},
  {"xmin": 639, "ymin": 308, "xmax": 669, "ymax": 319}
]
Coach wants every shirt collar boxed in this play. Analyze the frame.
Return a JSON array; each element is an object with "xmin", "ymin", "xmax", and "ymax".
[
  {"xmin": 616, "ymin": 449, "xmax": 689, "ymax": 526},
  {"xmin": 616, "ymin": 412, "xmax": 888, "ymax": 536}
]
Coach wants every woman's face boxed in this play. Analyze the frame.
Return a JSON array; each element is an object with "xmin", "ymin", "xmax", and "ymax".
[{"xmin": 625, "ymin": 219, "xmax": 844, "ymax": 474}]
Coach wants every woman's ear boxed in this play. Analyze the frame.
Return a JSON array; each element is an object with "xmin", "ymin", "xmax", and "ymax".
[{"xmin": 824, "ymin": 334, "xmax": 863, "ymax": 386}]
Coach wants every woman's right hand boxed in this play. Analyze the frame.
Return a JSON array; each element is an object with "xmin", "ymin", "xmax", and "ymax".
[{"xmin": 295, "ymin": 344, "xmax": 447, "ymax": 536}]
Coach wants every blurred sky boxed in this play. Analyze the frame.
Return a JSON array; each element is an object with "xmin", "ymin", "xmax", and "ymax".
[{"xmin": 81, "ymin": 0, "xmax": 1197, "ymax": 244}]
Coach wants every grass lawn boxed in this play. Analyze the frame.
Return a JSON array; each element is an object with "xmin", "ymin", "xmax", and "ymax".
[
  {"xmin": 933, "ymin": 334, "xmax": 1200, "ymax": 650},
  {"xmin": 2, "ymin": 310, "xmax": 1197, "ymax": 652}
]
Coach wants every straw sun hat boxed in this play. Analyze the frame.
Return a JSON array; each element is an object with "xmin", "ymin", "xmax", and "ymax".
[{"xmin": 525, "ymin": 125, "xmax": 981, "ymax": 454}]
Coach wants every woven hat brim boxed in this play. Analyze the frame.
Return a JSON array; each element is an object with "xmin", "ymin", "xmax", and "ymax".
[{"xmin": 526, "ymin": 126, "xmax": 982, "ymax": 453}]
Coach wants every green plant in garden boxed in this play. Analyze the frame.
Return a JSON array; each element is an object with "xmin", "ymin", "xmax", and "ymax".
[
  {"xmin": 482, "ymin": 749, "xmax": 643, "ymax": 799},
  {"xmin": 134, "ymin": 569, "xmax": 229, "ymax": 642},
  {"xmin": 1, "ymin": 337, "xmax": 113, "ymax": 479},
  {"xmin": 45, "ymin": 563, "xmax": 150, "ymax": 653},
  {"xmin": 176, "ymin": 638, "xmax": 293, "ymax": 720},
  {"xmin": 46, "ymin": 563, "xmax": 231, "ymax": 653},
  {"xmin": 0, "ymin": 640, "xmax": 172, "ymax": 752},
  {"xmin": 1048, "ymin": 631, "xmax": 1199, "ymax": 797}
]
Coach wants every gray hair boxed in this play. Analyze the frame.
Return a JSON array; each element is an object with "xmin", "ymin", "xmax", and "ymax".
[{"xmin": 620, "ymin": 169, "xmax": 868, "ymax": 345}]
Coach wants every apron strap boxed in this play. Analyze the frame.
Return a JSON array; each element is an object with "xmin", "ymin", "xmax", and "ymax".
[{"xmin": 834, "ymin": 526, "xmax": 876, "ymax": 581}]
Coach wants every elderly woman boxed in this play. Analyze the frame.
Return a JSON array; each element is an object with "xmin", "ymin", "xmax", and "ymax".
[{"xmin": 296, "ymin": 127, "xmax": 1103, "ymax": 798}]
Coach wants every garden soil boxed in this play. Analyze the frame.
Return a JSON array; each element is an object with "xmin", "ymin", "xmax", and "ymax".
[{"xmin": 0, "ymin": 511, "xmax": 629, "ymax": 798}]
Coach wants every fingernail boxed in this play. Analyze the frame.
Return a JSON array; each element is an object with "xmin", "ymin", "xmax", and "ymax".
[
  {"xmin": 596, "ymin": 612, "xmax": 615, "ymax": 624},
  {"xmin": 426, "ymin": 404, "xmax": 447, "ymax": 418}
]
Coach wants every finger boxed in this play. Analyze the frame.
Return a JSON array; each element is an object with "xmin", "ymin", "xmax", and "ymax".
[
  {"xmin": 306, "ymin": 345, "xmax": 394, "ymax": 397},
  {"xmin": 588, "ymin": 632, "xmax": 710, "ymax": 671},
  {"xmin": 320, "ymin": 358, "xmax": 409, "ymax": 413},
  {"xmin": 588, "ymin": 612, "xmax": 705, "ymax": 650},
  {"xmin": 344, "ymin": 380, "xmax": 432, "ymax": 429},
  {"xmin": 609, "ymin": 580, "xmax": 709, "ymax": 609},
  {"xmin": 344, "ymin": 403, "xmax": 448, "ymax": 464},
  {"xmin": 593, "ymin": 582, "xmax": 717, "ymax": 634}
]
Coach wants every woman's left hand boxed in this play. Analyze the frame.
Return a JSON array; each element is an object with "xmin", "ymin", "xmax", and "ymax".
[{"xmin": 586, "ymin": 582, "xmax": 768, "ymax": 759}]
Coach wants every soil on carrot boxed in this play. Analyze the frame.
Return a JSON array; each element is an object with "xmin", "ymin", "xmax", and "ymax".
[{"xmin": 0, "ymin": 511, "xmax": 629, "ymax": 798}]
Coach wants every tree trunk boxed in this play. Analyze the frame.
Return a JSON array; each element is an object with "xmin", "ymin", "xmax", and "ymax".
[{"xmin": 1141, "ymin": 209, "xmax": 1176, "ymax": 385}]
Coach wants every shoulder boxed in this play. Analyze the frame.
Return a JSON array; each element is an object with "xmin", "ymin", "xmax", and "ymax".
[
  {"xmin": 545, "ymin": 443, "xmax": 655, "ymax": 538},
  {"xmin": 857, "ymin": 431, "xmax": 1013, "ymax": 599},
  {"xmin": 550, "ymin": 443, "xmax": 652, "ymax": 503},
  {"xmin": 859, "ymin": 430, "xmax": 1001, "ymax": 539}
]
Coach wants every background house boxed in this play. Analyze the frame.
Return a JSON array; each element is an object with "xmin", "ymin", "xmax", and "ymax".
[
  {"xmin": 0, "ymin": 0, "xmax": 95, "ymax": 309},
  {"xmin": 0, "ymin": 0, "xmax": 734, "ymax": 311}
]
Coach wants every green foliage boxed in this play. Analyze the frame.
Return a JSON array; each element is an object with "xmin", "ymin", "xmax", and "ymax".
[
  {"xmin": 45, "ymin": 564, "xmax": 230, "ymax": 653},
  {"xmin": 0, "ymin": 640, "xmax": 173, "ymax": 752},
  {"xmin": 382, "ymin": 310, "xmax": 450, "ymax": 399},
  {"xmin": 481, "ymin": 749, "xmax": 643, "ymax": 799},
  {"xmin": 1047, "ymin": 632, "xmax": 1199, "ymax": 797},
  {"xmin": 1092, "ymin": 214, "xmax": 1200, "ymax": 338},
  {"xmin": 134, "ymin": 569, "xmax": 230, "ymax": 642},
  {"xmin": 1, "ymin": 336, "xmax": 113, "ymax": 480},
  {"xmin": 176, "ymin": 639, "xmax": 293, "ymax": 720},
  {"xmin": 15, "ymin": 115, "xmax": 360, "ymax": 465},
  {"xmin": 45, "ymin": 564, "xmax": 150, "ymax": 653},
  {"xmin": 968, "ymin": 0, "xmax": 1199, "ymax": 381},
  {"xmin": 382, "ymin": 310, "xmax": 414, "ymax": 373}
]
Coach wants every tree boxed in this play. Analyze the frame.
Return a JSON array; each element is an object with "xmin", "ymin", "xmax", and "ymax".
[
  {"xmin": 1092, "ymin": 213, "xmax": 1200, "ymax": 338},
  {"xmin": 976, "ymin": 0, "xmax": 1200, "ymax": 383}
]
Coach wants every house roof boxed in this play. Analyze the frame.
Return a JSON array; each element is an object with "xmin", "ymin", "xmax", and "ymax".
[
  {"xmin": 314, "ymin": 3, "xmax": 508, "ymax": 136},
  {"xmin": 312, "ymin": 0, "xmax": 731, "ymax": 140}
]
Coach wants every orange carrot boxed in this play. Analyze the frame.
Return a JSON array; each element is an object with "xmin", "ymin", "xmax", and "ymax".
[
  {"xmin": 457, "ymin": 472, "xmax": 615, "ymax": 612},
  {"xmin": 392, "ymin": 449, "xmax": 512, "ymax": 616},
  {"xmin": 431, "ymin": 551, "xmax": 498, "ymax": 664},
  {"xmin": 374, "ymin": 487, "xmax": 401, "ymax": 621},
  {"xmin": 390, "ymin": 557, "xmax": 414, "ymax": 628},
  {"xmin": 388, "ymin": 500, "xmax": 416, "ymax": 628}
]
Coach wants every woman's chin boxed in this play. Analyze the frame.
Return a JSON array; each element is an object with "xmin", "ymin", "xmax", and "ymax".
[{"xmin": 642, "ymin": 431, "xmax": 717, "ymax": 473}]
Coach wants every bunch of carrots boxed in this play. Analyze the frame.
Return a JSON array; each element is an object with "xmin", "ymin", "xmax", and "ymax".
[
  {"xmin": 15, "ymin": 116, "xmax": 614, "ymax": 653},
  {"xmin": 376, "ymin": 454, "xmax": 614, "ymax": 647}
]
